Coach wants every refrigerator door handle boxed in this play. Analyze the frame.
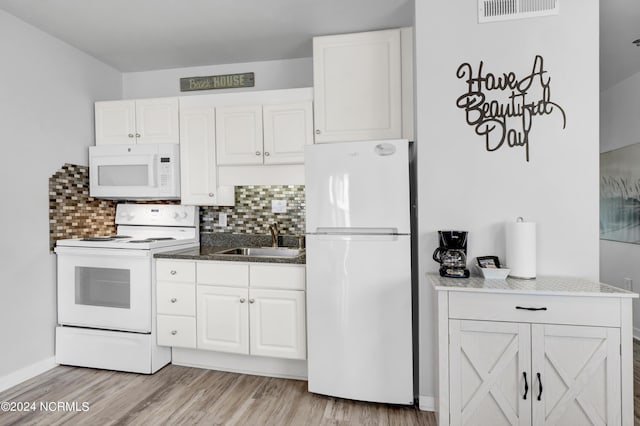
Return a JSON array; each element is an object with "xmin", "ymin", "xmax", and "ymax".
[{"xmin": 313, "ymin": 227, "xmax": 400, "ymax": 235}]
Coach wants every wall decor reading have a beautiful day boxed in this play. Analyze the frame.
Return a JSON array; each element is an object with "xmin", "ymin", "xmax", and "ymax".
[{"xmin": 455, "ymin": 55, "xmax": 566, "ymax": 162}]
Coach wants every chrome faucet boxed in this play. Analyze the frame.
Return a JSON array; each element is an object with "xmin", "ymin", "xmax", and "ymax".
[{"xmin": 268, "ymin": 223, "xmax": 279, "ymax": 248}]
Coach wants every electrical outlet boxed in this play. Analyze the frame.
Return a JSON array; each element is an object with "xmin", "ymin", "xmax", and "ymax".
[
  {"xmin": 624, "ymin": 278, "xmax": 633, "ymax": 291},
  {"xmin": 272, "ymin": 199, "xmax": 287, "ymax": 213},
  {"xmin": 218, "ymin": 212, "xmax": 227, "ymax": 227}
]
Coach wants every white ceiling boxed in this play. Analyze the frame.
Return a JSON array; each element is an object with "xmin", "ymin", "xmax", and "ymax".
[
  {"xmin": 0, "ymin": 0, "xmax": 413, "ymax": 72},
  {"xmin": 0, "ymin": 1, "xmax": 635, "ymax": 89}
]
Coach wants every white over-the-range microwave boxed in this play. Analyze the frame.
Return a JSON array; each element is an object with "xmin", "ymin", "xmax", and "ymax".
[{"xmin": 89, "ymin": 143, "xmax": 180, "ymax": 200}]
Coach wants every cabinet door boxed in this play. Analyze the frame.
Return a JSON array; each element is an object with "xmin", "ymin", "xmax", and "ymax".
[
  {"xmin": 95, "ymin": 100, "xmax": 136, "ymax": 145},
  {"xmin": 449, "ymin": 320, "xmax": 532, "ymax": 426},
  {"xmin": 135, "ymin": 97, "xmax": 179, "ymax": 144},
  {"xmin": 179, "ymin": 107, "xmax": 235, "ymax": 206},
  {"xmin": 263, "ymin": 101, "xmax": 313, "ymax": 164},
  {"xmin": 197, "ymin": 286, "xmax": 249, "ymax": 354},
  {"xmin": 249, "ymin": 289, "xmax": 306, "ymax": 360},
  {"xmin": 216, "ymin": 105, "xmax": 263, "ymax": 165},
  {"xmin": 313, "ymin": 29, "xmax": 402, "ymax": 143},
  {"xmin": 531, "ymin": 324, "xmax": 621, "ymax": 426}
]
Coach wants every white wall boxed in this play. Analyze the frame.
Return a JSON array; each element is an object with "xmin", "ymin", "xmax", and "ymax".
[
  {"xmin": 415, "ymin": 1, "xmax": 599, "ymax": 402},
  {"xmin": 0, "ymin": 10, "xmax": 121, "ymax": 381},
  {"xmin": 600, "ymin": 72, "xmax": 640, "ymax": 336},
  {"xmin": 122, "ymin": 57, "xmax": 313, "ymax": 99}
]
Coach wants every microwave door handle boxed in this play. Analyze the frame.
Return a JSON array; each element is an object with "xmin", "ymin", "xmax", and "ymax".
[{"xmin": 148, "ymin": 155, "xmax": 157, "ymax": 187}]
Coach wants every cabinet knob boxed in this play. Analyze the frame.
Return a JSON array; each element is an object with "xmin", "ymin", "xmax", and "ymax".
[
  {"xmin": 239, "ymin": 298, "xmax": 246, "ymax": 303},
  {"xmin": 135, "ymin": 133, "xmax": 141, "ymax": 138},
  {"xmin": 249, "ymin": 298, "xmax": 255, "ymax": 304},
  {"xmin": 171, "ymin": 330, "xmax": 177, "ymax": 335},
  {"xmin": 170, "ymin": 270, "xmax": 177, "ymax": 275},
  {"xmin": 128, "ymin": 134, "xmax": 134, "ymax": 138},
  {"xmin": 170, "ymin": 298, "xmax": 177, "ymax": 303},
  {"xmin": 264, "ymin": 152, "xmax": 270, "ymax": 157},
  {"xmin": 315, "ymin": 129, "xmax": 321, "ymax": 135},
  {"xmin": 255, "ymin": 151, "xmax": 262, "ymax": 156},
  {"xmin": 208, "ymin": 193, "xmax": 214, "ymax": 197}
]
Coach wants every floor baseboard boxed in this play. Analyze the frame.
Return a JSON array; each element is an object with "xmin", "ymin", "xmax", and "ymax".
[
  {"xmin": 418, "ymin": 395, "xmax": 435, "ymax": 411},
  {"xmin": 0, "ymin": 357, "xmax": 57, "ymax": 394}
]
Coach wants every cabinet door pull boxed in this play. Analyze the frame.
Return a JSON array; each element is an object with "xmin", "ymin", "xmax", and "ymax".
[
  {"xmin": 170, "ymin": 298, "xmax": 177, "ymax": 303},
  {"xmin": 537, "ymin": 372, "xmax": 543, "ymax": 401},
  {"xmin": 515, "ymin": 306, "xmax": 547, "ymax": 311},
  {"xmin": 171, "ymin": 330, "xmax": 177, "ymax": 335},
  {"xmin": 523, "ymin": 372, "xmax": 528, "ymax": 400},
  {"xmin": 170, "ymin": 270, "xmax": 177, "ymax": 275}
]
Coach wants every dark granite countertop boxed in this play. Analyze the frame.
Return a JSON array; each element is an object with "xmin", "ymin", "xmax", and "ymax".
[
  {"xmin": 154, "ymin": 245, "xmax": 305, "ymax": 264},
  {"xmin": 154, "ymin": 233, "xmax": 306, "ymax": 264}
]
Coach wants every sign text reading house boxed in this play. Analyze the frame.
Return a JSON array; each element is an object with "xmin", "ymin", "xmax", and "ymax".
[{"xmin": 180, "ymin": 72, "xmax": 255, "ymax": 92}]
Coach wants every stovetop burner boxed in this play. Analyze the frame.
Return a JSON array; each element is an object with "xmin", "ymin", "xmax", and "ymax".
[
  {"xmin": 148, "ymin": 237, "xmax": 176, "ymax": 241},
  {"xmin": 81, "ymin": 237, "xmax": 114, "ymax": 242},
  {"xmin": 129, "ymin": 239, "xmax": 153, "ymax": 243}
]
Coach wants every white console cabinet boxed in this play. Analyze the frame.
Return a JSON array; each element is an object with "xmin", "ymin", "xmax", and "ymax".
[{"xmin": 431, "ymin": 275, "xmax": 637, "ymax": 426}]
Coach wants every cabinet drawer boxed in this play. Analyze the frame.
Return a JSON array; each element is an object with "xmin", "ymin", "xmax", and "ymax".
[
  {"xmin": 250, "ymin": 264, "xmax": 306, "ymax": 290},
  {"xmin": 197, "ymin": 261, "xmax": 249, "ymax": 287},
  {"xmin": 157, "ymin": 315, "xmax": 196, "ymax": 348},
  {"xmin": 156, "ymin": 260, "xmax": 195, "ymax": 282},
  {"xmin": 448, "ymin": 291, "xmax": 620, "ymax": 327},
  {"xmin": 157, "ymin": 282, "xmax": 195, "ymax": 316}
]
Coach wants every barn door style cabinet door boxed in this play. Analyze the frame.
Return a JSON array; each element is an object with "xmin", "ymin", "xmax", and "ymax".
[
  {"xmin": 95, "ymin": 97, "xmax": 179, "ymax": 145},
  {"xmin": 312, "ymin": 27, "xmax": 414, "ymax": 143},
  {"xmin": 449, "ymin": 320, "xmax": 621, "ymax": 425},
  {"xmin": 432, "ymin": 275, "xmax": 637, "ymax": 426}
]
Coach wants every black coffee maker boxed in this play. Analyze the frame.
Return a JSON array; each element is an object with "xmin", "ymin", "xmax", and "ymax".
[{"xmin": 432, "ymin": 230, "xmax": 470, "ymax": 278}]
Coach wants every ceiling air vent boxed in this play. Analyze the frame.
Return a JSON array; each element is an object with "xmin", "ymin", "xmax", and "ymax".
[{"xmin": 479, "ymin": 0, "xmax": 559, "ymax": 23}]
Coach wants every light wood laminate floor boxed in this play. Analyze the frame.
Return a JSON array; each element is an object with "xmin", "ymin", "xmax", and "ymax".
[
  {"xmin": 3, "ymin": 339, "xmax": 640, "ymax": 425},
  {"xmin": 0, "ymin": 363, "xmax": 436, "ymax": 425}
]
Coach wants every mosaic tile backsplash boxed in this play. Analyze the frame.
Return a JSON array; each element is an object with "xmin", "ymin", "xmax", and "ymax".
[
  {"xmin": 200, "ymin": 185, "xmax": 305, "ymax": 236},
  {"xmin": 49, "ymin": 164, "xmax": 117, "ymax": 251},
  {"xmin": 49, "ymin": 166, "xmax": 306, "ymax": 250}
]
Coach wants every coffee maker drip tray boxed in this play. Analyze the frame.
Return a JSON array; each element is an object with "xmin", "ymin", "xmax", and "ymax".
[{"xmin": 439, "ymin": 266, "xmax": 470, "ymax": 278}]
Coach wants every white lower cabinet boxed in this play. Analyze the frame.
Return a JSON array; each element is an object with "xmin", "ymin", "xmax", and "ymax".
[
  {"xmin": 249, "ymin": 288, "xmax": 306, "ymax": 359},
  {"xmin": 197, "ymin": 285, "xmax": 249, "ymax": 354},
  {"xmin": 449, "ymin": 320, "xmax": 620, "ymax": 426},
  {"xmin": 156, "ymin": 259, "xmax": 306, "ymax": 361}
]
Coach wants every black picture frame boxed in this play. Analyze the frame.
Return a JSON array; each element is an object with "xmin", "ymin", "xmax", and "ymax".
[{"xmin": 476, "ymin": 256, "xmax": 501, "ymax": 269}]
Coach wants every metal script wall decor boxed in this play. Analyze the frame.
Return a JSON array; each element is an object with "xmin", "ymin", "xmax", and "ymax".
[
  {"xmin": 180, "ymin": 72, "xmax": 255, "ymax": 92},
  {"xmin": 455, "ymin": 55, "xmax": 566, "ymax": 162}
]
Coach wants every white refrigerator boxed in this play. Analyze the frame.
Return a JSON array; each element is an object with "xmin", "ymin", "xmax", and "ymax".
[{"xmin": 305, "ymin": 139, "xmax": 413, "ymax": 405}]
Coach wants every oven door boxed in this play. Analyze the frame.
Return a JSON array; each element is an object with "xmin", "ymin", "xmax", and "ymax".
[{"xmin": 56, "ymin": 247, "xmax": 152, "ymax": 333}]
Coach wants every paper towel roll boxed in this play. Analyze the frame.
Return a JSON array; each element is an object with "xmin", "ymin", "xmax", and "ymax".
[{"xmin": 505, "ymin": 218, "xmax": 536, "ymax": 279}]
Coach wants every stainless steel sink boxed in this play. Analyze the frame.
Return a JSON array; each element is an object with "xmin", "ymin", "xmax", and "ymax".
[{"xmin": 215, "ymin": 247, "xmax": 305, "ymax": 258}]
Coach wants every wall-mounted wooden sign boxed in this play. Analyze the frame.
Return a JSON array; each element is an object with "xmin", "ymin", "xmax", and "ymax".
[{"xmin": 180, "ymin": 72, "xmax": 255, "ymax": 92}]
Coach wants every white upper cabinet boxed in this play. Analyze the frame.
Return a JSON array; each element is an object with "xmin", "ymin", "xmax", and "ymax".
[
  {"xmin": 95, "ymin": 97, "xmax": 179, "ymax": 145},
  {"xmin": 215, "ymin": 105, "xmax": 264, "ymax": 165},
  {"xmin": 179, "ymin": 104, "xmax": 235, "ymax": 206},
  {"xmin": 313, "ymin": 28, "xmax": 413, "ymax": 143},
  {"xmin": 263, "ymin": 101, "xmax": 313, "ymax": 164},
  {"xmin": 216, "ymin": 100, "xmax": 313, "ymax": 166}
]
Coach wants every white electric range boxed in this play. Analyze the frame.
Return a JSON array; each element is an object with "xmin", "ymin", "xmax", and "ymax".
[{"xmin": 54, "ymin": 204, "xmax": 199, "ymax": 374}]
